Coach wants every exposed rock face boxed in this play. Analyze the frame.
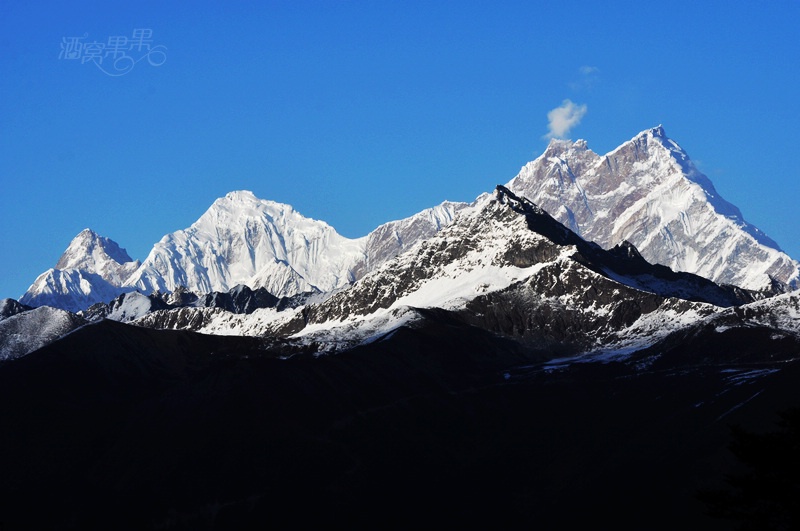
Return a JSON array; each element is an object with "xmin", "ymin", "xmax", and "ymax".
[
  {"xmin": 269, "ymin": 186, "xmax": 752, "ymax": 356},
  {"xmin": 67, "ymin": 282, "xmax": 317, "ymax": 339},
  {"xmin": 133, "ymin": 306, "xmax": 228, "ymax": 331},
  {"xmin": 507, "ymin": 126, "xmax": 800, "ymax": 290},
  {"xmin": 0, "ymin": 298, "xmax": 32, "ymax": 321},
  {"xmin": 353, "ymin": 200, "xmax": 469, "ymax": 277}
]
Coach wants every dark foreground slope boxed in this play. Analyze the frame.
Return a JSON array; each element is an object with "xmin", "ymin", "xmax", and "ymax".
[{"xmin": 1, "ymin": 316, "xmax": 799, "ymax": 530}]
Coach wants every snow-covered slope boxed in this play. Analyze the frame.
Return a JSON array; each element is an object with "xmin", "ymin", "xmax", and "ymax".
[
  {"xmin": 20, "ymin": 269, "xmax": 127, "ymax": 313},
  {"xmin": 0, "ymin": 306, "xmax": 86, "ymax": 361},
  {"xmin": 709, "ymin": 290, "xmax": 800, "ymax": 336},
  {"xmin": 354, "ymin": 200, "xmax": 469, "ymax": 276},
  {"xmin": 124, "ymin": 191, "xmax": 467, "ymax": 299},
  {"xmin": 124, "ymin": 190, "xmax": 367, "ymax": 296},
  {"xmin": 507, "ymin": 126, "xmax": 800, "ymax": 291},
  {"xmin": 20, "ymin": 230, "xmax": 140, "ymax": 312},
  {"xmin": 17, "ymin": 194, "xmax": 466, "ymax": 313}
]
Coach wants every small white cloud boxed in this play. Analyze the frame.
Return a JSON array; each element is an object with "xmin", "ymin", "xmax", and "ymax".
[
  {"xmin": 545, "ymin": 99, "xmax": 587, "ymax": 139},
  {"xmin": 579, "ymin": 65, "xmax": 599, "ymax": 76}
]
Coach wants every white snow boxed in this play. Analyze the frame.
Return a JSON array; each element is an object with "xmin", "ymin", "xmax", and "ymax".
[
  {"xmin": 507, "ymin": 126, "xmax": 800, "ymax": 290},
  {"xmin": 20, "ymin": 229, "xmax": 140, "ymax": 311},
  {"xmin": 123, "ymin": 192, "xmax": 467, "ymax": 301},
  {"xmin": 20, "ymin": 268, "xmax": 133, "ymax": 313},
  {"xmin": 197, "ymin": 306, "xmax": 294, "ymax": 336},
  {"xmin": 106, "ymin": 292, "xmax": 157, "ymax": 323}
]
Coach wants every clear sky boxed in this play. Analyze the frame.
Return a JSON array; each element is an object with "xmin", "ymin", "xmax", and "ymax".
[{"xmin": 2, "ymin": 1, "xmax": 799, "ymax": 299}]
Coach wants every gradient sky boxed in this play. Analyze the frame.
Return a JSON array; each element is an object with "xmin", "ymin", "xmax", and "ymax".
[{"xmin": 2, "ymin": 1, "xmax": 799, "ymax": 299}]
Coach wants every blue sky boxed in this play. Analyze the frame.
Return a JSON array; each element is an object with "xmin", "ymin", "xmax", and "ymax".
[{"xmin": 1, "ymin": 1, "xmax": 799, "ymax": 299}]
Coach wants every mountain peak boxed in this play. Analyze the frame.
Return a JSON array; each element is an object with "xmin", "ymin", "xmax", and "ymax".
[
  {"xmin": 224, "ymin": 190, "xmax": 258, "ymax": 202},
  {"xmin": 542, "ymin": 137, "xmax": 592, "ymax": 161},
  {"xmin": 209, "ymin": 190, "xmax": 297, "ymax": 219},
  {"xmin": 56, "ymin": 229, "xmax": 134, "ymax": 271},
  {"xmin": 20, "ymin": 229, "xmax": 141, "ymax": 310},
  {"xmin": 507, "ymin": 127, "xmax": 799, "ymax": 290},
  {"xmin": 626, "ymin": 124, "xmax": 673, "ymax": 150}
]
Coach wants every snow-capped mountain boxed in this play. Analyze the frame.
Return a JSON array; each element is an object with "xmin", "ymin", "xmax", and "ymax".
[
  {"xmin": 174, "ymin": 186, "xmax": 754, "ymax": 355},
  {"xmin": 16, "ymin": 126, "xmax": 798, "ymax": 315},
  {"xmin": 19, "ymin": 194, "xmax": 466, "ymax": 312},
  {"xmin": 5, "ymin": 129, "xmax": 800, "ymax": 531},
  {"xmin": 507, "ymin": 126, "xmax": 800, "ymax": 291},
  {"xmin": 20, "ymin": 229, "xmax": 139, "ymax": 312},
  {"xmin": 124, "ymin": 190, "xmax": 467, "ymax": 299},
  {"xmin": 124, "ymin": 190, "xmax": 365, "ymax": 297}
]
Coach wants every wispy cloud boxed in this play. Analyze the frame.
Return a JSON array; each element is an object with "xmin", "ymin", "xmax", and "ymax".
[
  {"xmin": 545, "ymin": 99, "xmax": 587, "ymax": 139},
  {"xmin": 569, "ymin": 65, "xmax": 600, "ymax": 92}
]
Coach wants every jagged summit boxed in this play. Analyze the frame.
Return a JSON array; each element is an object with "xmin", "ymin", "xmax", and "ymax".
[
  {"xmin": 508, "ymin": 125, "xmax": 799, "ymax": 290},
  {"xmin": 543, "ymin": 137, "xmax": 590, "ymax": 156},
  {"xmin": 21, "ymin": 190, "xmax": 467, "ymax": 312},
  {"xmin": 225, "ymin": 189, "xmax": 257, "ymax": 200},
  {"xmin": 20, "ymin": 229, "xmax": 140, "ymax": 312},
  {"xmin": 215, "ymin": 190, "xmax": 302, "ymax": 217},
  {"xmin": 55, "ymin": 228, "xmax": 137, "ymax": 275}
]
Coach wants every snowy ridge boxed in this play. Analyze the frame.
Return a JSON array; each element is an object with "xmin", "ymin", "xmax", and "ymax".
[
  {"xmin": 113, "ymin": 184, "xmax": 759, "ymax": 357},
  {"xmin": 104, "ymin": 292, "xmax": 162, "ymax": 323},
  {"xmin": 11, "ymin": 179, "xmax": 797, "ymax": 367},
  {"xmin": 507, "ymin": 126, "xmax": 800, "ymax": 290},
  {"xmin": 249, "ymin": 186, "xmax": 739, "ymax": 355},
  {"xmin": 713, "ymin": 291, "xmax": 800, "ymax": 336},
  {"xmin": 19, "ymin": 193, "xmax": 467, "ymax": 313},
  {"xmin": 355, "ymin": 200, "xmax": 469, "ymax": 275}
]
